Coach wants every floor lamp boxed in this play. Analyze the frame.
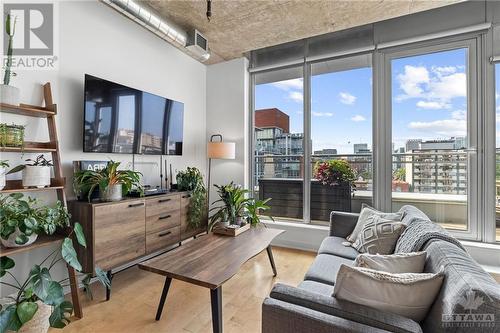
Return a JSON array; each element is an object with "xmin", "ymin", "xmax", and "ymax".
[{"xmin": 207, "ymin": 134, "xmax": 236, "ymax": 208}]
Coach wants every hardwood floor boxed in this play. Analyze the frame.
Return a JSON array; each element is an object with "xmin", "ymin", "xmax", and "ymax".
[{"xmin": 55, "ymin": 247, "xmax": 316, "ymax": 333}]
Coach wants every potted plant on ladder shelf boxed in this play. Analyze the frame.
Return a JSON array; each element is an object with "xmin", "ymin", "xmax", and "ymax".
[{"xmin": 1, "ymin": 13, "xmax": 20, "ymax": 105}]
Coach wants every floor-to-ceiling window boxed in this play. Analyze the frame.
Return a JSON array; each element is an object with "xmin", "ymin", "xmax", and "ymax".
[
  {"xmin": 310, "ymin": 55, "xmax": 373, "ymax": 222},
  {"xmin": 495, "ymin": 63, "xmax": 500, "ymax": 241},
  {"xmin": 390, "ymin": 47, "xmax": 471, "ymax": 232},
  {"xmin": 253, "ymin": 66, "xmax": 305, "ymax": 221}
]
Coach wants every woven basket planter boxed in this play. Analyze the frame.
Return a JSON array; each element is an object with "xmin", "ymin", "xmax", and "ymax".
[
  {"xmin": 16, "ymin": 301, "xmax": 51, "ymax": 333},
  {"xmin": 0, "ymin": 123, "xmax": 25, "ymax": 147}
]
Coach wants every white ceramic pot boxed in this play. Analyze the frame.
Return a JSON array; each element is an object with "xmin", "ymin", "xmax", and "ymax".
[
  {"xmin": 0, "ymin": 167, "xmax": 6, "ymax": 190},
  {"xmin": 1, "ymin": 84, "xmax": 20, "ymax": 106},
  {"xmin": 22, "ymin": 166, "xmax": 51, "ymax": 188},
  {"xmin": 1, "ymin": 228, "xmax": 38, "ymax": 248},
  {"xmin": 100, "ymin": 184, "xmax": 123, "ymax": 202},
  {"xmin": 16, "ymin": 301, "xmax": 51, "ymax": 333}
]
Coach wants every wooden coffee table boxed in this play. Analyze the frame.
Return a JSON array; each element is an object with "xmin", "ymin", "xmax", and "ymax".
[{"xmin": 138, "ymin": 227, "xmax": 284, "ymax": 333}]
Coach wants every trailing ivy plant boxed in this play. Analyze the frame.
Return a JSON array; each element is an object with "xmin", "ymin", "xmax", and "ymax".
[
  {"xmin": 0, "ymin": 201, "xmax": 110, "ymax": 333},
  {"xmin": 176, "ymin": 167, "xmax": 207, "ymax": 229},
  {"xmin": 0, "ymin": 194, "xmax": 69, "ymax": 245}
]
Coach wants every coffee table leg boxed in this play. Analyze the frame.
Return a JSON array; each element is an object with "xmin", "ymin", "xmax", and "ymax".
[
  {"xmin": 266, "ymin": 246, "xmax": 277, "ymax": 277},
  {"xmin": 210, "ymin": 286, "xmax": 222, "ymax": 333},
  {"xmin": 155, "ymin": 277, "xmax": 172, "ymax": 321}
]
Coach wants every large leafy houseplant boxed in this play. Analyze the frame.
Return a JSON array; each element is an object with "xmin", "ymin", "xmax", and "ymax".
[
  {"xmin": 314, "ymin": 159, "xmax": 356, "ymax": 187},
  {"xmin": 176, "ymin": 167, "xmax": 207, "ymax": 229},
  {"xmin": 0, "ymin": 201, "xmax": 109, "ymax": 333},
  {"xmin": 73, "ymin": 161, "xmax": 143, "ymax": 202},
  {"xmin": 208, "ymin": 182, "xmax": 274, "ymax": 231},
  {"xmin": 0, "ymin": 194, "xmax": 69, "ymax": 247}
]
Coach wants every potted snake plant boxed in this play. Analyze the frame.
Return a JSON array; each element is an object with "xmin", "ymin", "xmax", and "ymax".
[
  {"xmin": 73, "ymin": 161, "xmax": 143, "ymax": 202},
  {"xmin": 1, "ymin": 14, "xmax": 20, "ymax": 105}
]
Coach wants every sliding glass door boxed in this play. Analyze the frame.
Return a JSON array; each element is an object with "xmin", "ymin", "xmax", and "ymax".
[
  {"xmin": 310, "ymin": 55, "xmax": 373, "ymax": 222},
  {"xmin": 388, "ymin": 41, "xmax": 478, "ymax": 238}
]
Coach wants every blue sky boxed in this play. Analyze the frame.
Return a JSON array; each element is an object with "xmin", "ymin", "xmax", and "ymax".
[{"xmin": 255, "ymin": 48, "xmax": 467, "ymax": 154}]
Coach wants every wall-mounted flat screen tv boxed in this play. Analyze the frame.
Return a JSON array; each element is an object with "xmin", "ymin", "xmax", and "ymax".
[{"xmin": 83, "ymin": 74, "xmax": 184, "ymax": 155}]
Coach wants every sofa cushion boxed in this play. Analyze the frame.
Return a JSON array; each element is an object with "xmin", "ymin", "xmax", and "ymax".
[
  {"xmin": 352, "ymin": 216, "xmax": 406, "ymax": 254},
  {"xmin": 318, "ymin": 236, "xmax": 359, "ymax": 260},
  {"xmin": 354, "ymin": 252, "xmax": 427, "ymax": 274},
  {"xmin": 333, "ymin": 264, "xmax": 444, "ymax": 322},
  {"xmin": 347, "ymin": 204, "xmax": 402, "ymax": 242},
  {"xmin": 421, "ymin": 239, "xmax": 500, "ymax": 332},
  {"xmin": 397, "ymin": 205, "xmax": 430, "ymax": 225},
  {"xmin": 304, "ymin": 254, "xmax": 353, "ymax": 285},
  {"xmin": 299, "ymin": 280, "xmax": 335, "ymax": 295}
]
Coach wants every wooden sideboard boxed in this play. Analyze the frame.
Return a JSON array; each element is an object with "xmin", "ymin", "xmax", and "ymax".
[{"xmin": 68, "ymin": 192, "xmax": 207, "ymax": 275}]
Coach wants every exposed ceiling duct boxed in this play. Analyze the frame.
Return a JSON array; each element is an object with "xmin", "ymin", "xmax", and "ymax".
[{"xmin": 101, "ymin": 0, "xmax": 211, "ymax": 62}]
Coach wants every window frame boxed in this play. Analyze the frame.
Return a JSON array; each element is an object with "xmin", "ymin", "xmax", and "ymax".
[{"xmin": 248, "ymin": 33, "xmax": 499, "ymax": 243}]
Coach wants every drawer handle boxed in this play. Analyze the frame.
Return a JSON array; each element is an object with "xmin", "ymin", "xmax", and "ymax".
[
  {"xmin": 158, "ymin": 231, "xmax": 172, "ymax": 237},
  {"xmin": 159, "ymin": 198, "xmax": 171, "ymax": 203},
  {"xmin": 159, "ymin": 214, "xmax": 171, "ymax": 220},
  {"xmin": 182, "ymin": 194, "xmax": 191, "ymax": 198},
  {"xmin": 128, "ymin": 203, "xmax": 144, "ymax": 208}
]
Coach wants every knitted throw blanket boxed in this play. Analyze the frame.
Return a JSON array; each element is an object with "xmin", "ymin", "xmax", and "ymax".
[{"xmin": 395, "ymin": 218, "xmax": 466, "ymax": 253}]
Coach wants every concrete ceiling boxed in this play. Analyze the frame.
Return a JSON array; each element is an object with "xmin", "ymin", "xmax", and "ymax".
[{"xmin": 144, "ymin": 0, "xmax": 463, "ymax": 64}]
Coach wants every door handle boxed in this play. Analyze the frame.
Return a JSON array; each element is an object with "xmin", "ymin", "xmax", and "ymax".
[
  {"xmin": 128, "ymin": 203, "xmax": 144, "ymax": 208},
  {"xmin": 159, "ymin": 214, "xmax": 171, "ymax": 220},
  {"xmin": 159, "ymin": 198, "xmax": 171, "ymax": 203},
  {"xmin": 182, "ymin": 194, "xmax": 191, "ymax": 198},
  {"xmin": 158, "ymin": 231, "xmax": 172, "ymax": 237}
]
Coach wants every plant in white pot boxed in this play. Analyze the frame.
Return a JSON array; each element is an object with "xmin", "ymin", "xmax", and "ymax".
[
  {"xmin": 1, "ymin": 14, "xmax": 20, "ymax": 106},
  {"xmin": 0, "ymin": 194, "xmax": 70, "ymax": 248},
  {"xmin": 8, "ymin": 155, "xmax": 53, "ymax": 189},
  {"xmin": 0, "ymin": 160, "xmax": 8, "ymax": 190},
  {"xmin": 73, "ymin": 160, "xmax": 143, "ymax": 202},
  {"xmin": 0, "ymin": 203, "xmax": 110, "ymax": 333}
]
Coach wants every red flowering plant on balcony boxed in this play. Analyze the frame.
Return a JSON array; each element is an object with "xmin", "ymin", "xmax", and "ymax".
[{"xmin": 314, "ymin": 159, "xmax": 356, "ymax": 187}]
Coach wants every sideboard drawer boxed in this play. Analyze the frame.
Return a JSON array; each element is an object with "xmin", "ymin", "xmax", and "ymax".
[
  {"xmin": 94, "ymin": 199, "xmax": 146, "ymax": 270},
  {"xmin": 146, "ymin": 226, "xmax": 180, "ymax": 254},
  {"xmin": 146, "ymin": 194, "xmax": 180, "ymax": 217},
  {"xmin": 146, "ymin": 209, "xmax": 181, "ymax": 234}
]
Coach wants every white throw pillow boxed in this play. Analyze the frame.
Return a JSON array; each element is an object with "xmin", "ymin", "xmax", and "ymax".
[
  {"xmin": 347, "ymin": 204, "xmax": 402, "ymax": 243},
  {"xmin": 333, "ymin": 264, "xmax": 444, "ymax": 322},
  {"xmin": 354, "ymin": 252, "xmax": 427, "ymax": 273}
]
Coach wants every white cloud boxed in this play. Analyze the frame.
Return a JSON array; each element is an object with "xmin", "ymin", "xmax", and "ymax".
[
  {"xmin": 396, "ymin": 65, "xmax": 466, "ymax": 104},
  {"xmin": 288, "ymin": 91, "xmax": 303, "ymax": 103},
  {"xmin": 312, "ymin": 111, "xmax": 333, "ymax": 117},
  {"xmin": 416, "ymin": 100, "xmax": 450, "ymax": 110},
  {"xmin": 407, "ymin": 109, "xmax": 466, "ymax": 137},
  {"xmin": 397, "ymin": 65, "xmax": 429, "ymax": 99},
  {"xmin": 427, "ymin": 72, "xmax": 466, "ymax": 101},
  {"xmin": 432, "ymin": 66, "xmax": 457, "ymax": 76},
  {"xmin": 351, "ymin": 115, "xmax": 366, "ymax": 122},
  {"xmin": 270, "ymin": 78, "xmax": 303, "ymax": 91},
  {"xmin": 339, "ymin": 92, "xmax": 356, "ymax": 105}
]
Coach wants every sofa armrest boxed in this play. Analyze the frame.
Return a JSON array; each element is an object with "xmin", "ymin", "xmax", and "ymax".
[
  {"xmin": 269, "ymin": 283, "xmax": 422, "ymax": 333},
  {"xmin": 262, "ymin": 298, "xmax": 392, "ymax": 333},
  {"xmin": 329, "ymin": 211, "xmax": 360, "ymax": 238}
]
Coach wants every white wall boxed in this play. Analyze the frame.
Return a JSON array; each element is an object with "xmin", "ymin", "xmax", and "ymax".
[
  {"xmin": 0, "ymin": 1, "xmax": 206, "ymax": 297},
  {"xmin": 206, "ymin": 58, "xmax": 249, "ymax": 204}
]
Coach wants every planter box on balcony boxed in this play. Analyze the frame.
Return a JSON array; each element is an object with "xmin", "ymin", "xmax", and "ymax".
[{"xmin": 258, "ymin": 178, "xmax": 352, "ymax": 221}]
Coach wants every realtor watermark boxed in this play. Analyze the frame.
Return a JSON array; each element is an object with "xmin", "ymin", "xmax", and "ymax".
[
  {"xmin": 442, "ymin": 289, "xmax": 495, "ymax": 329},
  {"xmin": 2, "ymin": 1, "xmax": 58, "ymax": 71}
]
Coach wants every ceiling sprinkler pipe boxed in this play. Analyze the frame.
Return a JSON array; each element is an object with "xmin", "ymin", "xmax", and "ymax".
[{"xmin": 102, "ymin": 0, "xmax": 188, "ymax": 47}]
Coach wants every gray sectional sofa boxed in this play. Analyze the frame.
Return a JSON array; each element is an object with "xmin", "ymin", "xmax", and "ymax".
[{"xmin": 262, "ymin": 205, "xmax": 500, "ymax": 333}]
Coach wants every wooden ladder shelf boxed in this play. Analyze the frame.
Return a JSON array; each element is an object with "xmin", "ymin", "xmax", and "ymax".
[{"xmin": 0, "ymin": 83, "xmax": 83, "ymax": 318}]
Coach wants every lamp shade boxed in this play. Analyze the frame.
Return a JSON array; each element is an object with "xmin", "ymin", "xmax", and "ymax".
[{"xmin": 207, "ymin": 142, "xmax": 235, "ymax": 159}]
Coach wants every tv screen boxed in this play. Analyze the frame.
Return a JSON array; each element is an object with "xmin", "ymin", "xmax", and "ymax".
[{"xmin": 83, "ymin": 74, "xmax": 184, "ymax": 155}]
